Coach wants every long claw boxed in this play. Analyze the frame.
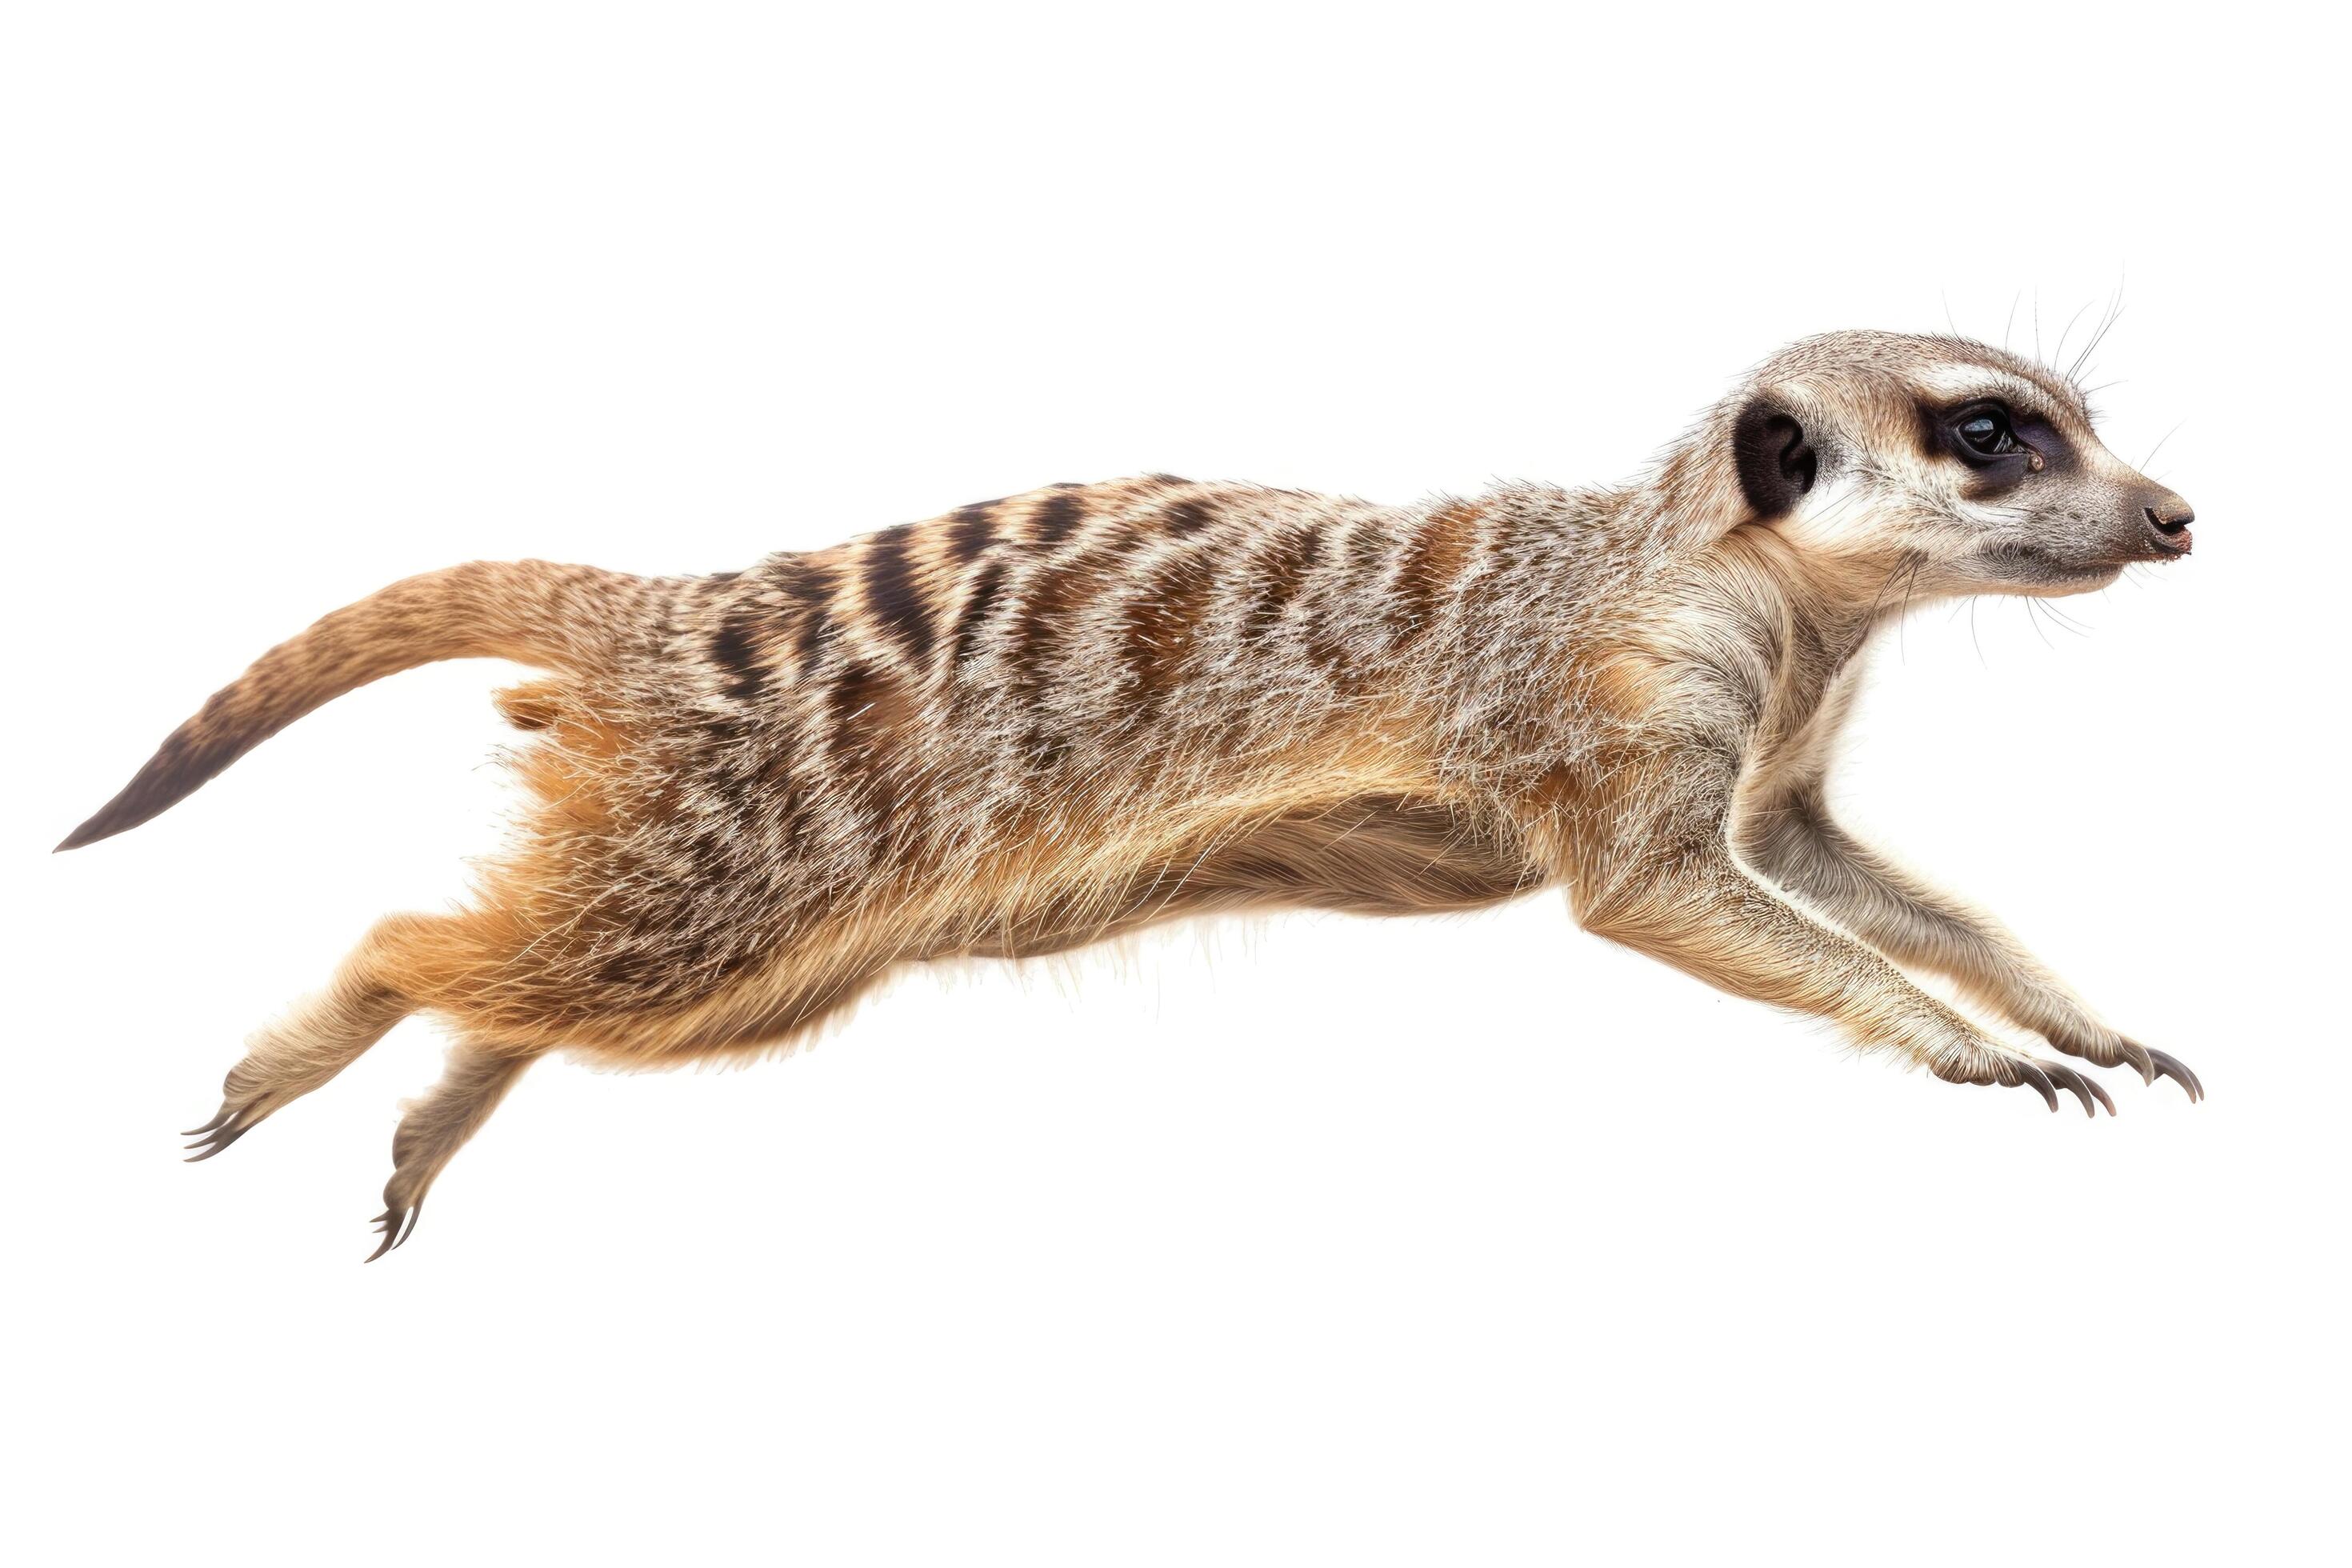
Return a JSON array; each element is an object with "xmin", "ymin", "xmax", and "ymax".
[
  {"xmin": 364, "ymin": 1209, "xmax": 407, "ymax": 1263},
  {"xmin": 183, "ymin": 1108, "xmax": 258, "ymax": 1162},
  {"xmin": 182, "ymin": 1105, "xmax": 237, "ymax": 1138},
  {"xmin": 2011, "ymin": 1060, "xmax": 2060, "ymax": 1112},
  {"xmin": 363, "ymin": 1202, "xmax": 425, "ymax": 1263},
  {"xmin": 2114, "ymin": 1037, "xmax": 2157, "ymax": 1086},
  {"xmin": 2043, "ymin": 1062, "xmax": 2113, "ymax": 1118},
  {"xmin": 2146, "ymin": 1049, "xmax": 2204, "ymax": 1103},
  {"xmin": 2082, "ymin": 1074, "xmax": 2116, "ymax": 1117}
]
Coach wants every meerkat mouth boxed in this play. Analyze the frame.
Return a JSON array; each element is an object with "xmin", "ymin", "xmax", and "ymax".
[{"xmin": 1982, "ymin": 541, "xmax": 2124, "ymax": 583}]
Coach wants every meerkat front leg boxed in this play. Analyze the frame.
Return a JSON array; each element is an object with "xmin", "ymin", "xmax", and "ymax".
[
  {"xmin": 1737, "ymin": 785, "xmax": 2201, "ymax": 1102},
  {"xmin": 1559, "ymin": 790, "xmax": 2112, "ymax": 1114}
]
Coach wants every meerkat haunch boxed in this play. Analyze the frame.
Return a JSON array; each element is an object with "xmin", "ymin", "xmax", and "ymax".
[{"xmin": 61, "ymin": 330, "xmax": 2202, "ymax": 1258}]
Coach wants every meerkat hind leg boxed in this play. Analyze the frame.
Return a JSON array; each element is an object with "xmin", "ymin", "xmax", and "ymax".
[
  {"xmin": 184, "ymin": 916, "xmax": 432, "ymax": 1161},
  {"xmin": 368, "ymin": 1043, "xmax": 535, "ymax": 1261}
]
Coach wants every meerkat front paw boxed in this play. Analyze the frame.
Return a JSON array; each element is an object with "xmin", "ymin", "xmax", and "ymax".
[
  {"xmin": 2034, "ymin": 1020, "xmax": 2203, "ymax": 1103},
  {"xmin": 2006, "ymin": 1056, "xmax": 2115, "ymax": 1118},
  {"xmin": 1930, "ymin": 1039, "xmax": 2117, "ymax": 1117},
  {"xmin": 2026, "ymin": 1015, "xmax": 2151, "ymax": 1077}
]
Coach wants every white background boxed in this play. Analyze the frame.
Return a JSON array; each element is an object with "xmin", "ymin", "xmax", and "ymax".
[{"xmin": 5, "ymin": 6, "xmax": 2344, "ymax": 1564}]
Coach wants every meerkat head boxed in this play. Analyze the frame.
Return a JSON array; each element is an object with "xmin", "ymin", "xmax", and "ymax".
[{"xmin": 1722, "ymin": 330, "xmax": 2194, "ymax": 602}]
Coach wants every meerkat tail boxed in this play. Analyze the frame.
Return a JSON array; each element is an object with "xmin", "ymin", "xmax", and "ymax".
[{"xmin": 57, "ymin": 558, "xmax": 660, "ymax": 850}]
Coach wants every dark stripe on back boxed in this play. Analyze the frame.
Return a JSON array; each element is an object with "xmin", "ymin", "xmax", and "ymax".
[
  {"xmin": 782, "ymin": 560, "xmax": 837, "ymax": 672},
  {"xmin": 1014, "ymin": 554, "xmax": 1095, "ymax": 682},
  {"xmin": 944, "ymin": 502, "xmax": 1000, "ymax": 566},
  {"xmin": 1123, "ymin": 547, "xmax": 1222, "ymax": 710},
  {"xmin": 708, "ymin": 604, "xmax": 770, "ymax": 702},
  {"xmin": 830, "ymin": 658, "xmax": 899, "ymax": 747},
  {"xmin": 1390, "ymin": 501, "xmax": 1479, "ymax": 640},
  {"xmin": 1031, "ymin": 487, "xmax": 1087, "ymax": 547},
  {"xmin": 862, "ymin": 523, "xmax": 935, "ymax": 669},
  {"xmin": 951, "ymin": 559, "xmax": 1007, "ymax": 666},
  {"xmin": 1162, "ymin": 494, "xmax": 1217, "ymax": 536},
  {"xmin": 1244, "ymin": 525, "xmax": 1326, "ymax": 641},
  {"xmin": 1302, "ymin": 528, "xmax": 1385, "ymax": 685}
]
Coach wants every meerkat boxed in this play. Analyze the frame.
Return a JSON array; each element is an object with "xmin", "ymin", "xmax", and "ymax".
[{"xmin": 59, "ymin": 330, "xmax": 2202, "ymax": 1258}]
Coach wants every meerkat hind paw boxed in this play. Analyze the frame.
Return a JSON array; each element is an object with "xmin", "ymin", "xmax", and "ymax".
[
  {"xmin": 364, "ymin": 1203, "xmax": 423, "ymax": 1263},
  {"xmin": 1960, "ymin": 1054, "xmax": 2114, "ymax": 1117},
  {"xmin": 182, "ymin": 1102, "xmax": 239, "ymax": 1138},
  {"xmin": 182, "ymin": 1104, "xmax": 264, "ymax": 1161}
]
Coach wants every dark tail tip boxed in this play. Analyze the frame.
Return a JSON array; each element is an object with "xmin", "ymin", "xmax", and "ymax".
[
  {"xmin": 55, "ymin": 735, "xmax": 227, "ymax": 852},
  {"xmin": 56, "ymin": 794, "xmax": 155, "ymax": 852}
]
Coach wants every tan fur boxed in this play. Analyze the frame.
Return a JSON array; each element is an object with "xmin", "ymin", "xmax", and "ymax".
[{"xmin": 75, "ymin": 331, "xmax": 2202, "ymax": 1256}]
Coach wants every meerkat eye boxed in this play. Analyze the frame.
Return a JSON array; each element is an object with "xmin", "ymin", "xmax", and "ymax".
[{"xmin": 1953, "ymin": 405, "xmax": 2019, "ymax": 458}]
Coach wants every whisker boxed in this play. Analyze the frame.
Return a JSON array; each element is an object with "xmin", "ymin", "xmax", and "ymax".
[
  {"xmin": 2068, "ymin": 290, "xmax": 2125, "ymax": 384},
  {"xmin": 2022, "ymin": 596, "xmax": 2055, "ymax": 650},
  {"xmin": 2051, "ymin": 301, "xmax": 2091, "ymax": 375},
  {"xmin": 2039, "ymin": 599, "xmax": 2091, "ymax": 635},
  {"xmin": 1895, "ymin": 554, "xmax": 1926, "ymax": 661}
]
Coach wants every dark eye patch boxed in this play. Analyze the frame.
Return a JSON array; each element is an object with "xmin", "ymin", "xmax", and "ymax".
[{"xmin": 1914, "ymin": 397, "xmax": 2078, "ymax": 498}]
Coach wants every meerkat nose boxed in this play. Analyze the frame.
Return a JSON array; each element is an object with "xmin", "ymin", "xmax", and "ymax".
[{"xmin": 2140, "ymin": 490, "xmax": 2194, "ymax": 554}]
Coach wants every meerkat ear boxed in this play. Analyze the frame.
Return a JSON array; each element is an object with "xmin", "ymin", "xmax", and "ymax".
[{"xmin": 1732, "ymin": 398, "xmax": 1817, "ymax": 519}]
